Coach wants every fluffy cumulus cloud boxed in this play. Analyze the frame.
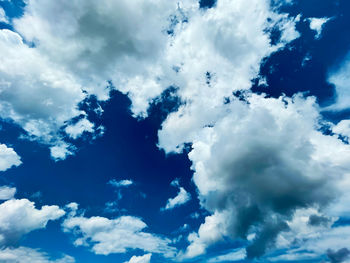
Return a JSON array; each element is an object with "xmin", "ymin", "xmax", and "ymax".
[
  {"xmin": 0, "ymin": 198, "xmax": 65, "ymax": 246},
  {"xmin": 0, "ymin": 144, "xmax": 21, "ymax": 172},
  {"xmin": 0, "ymin": 0, "xmax": 179, "ymax": 159},
  {"xmin": 0, "ymin": 186, "xmax": 16, "ymax": 200},
  {"xmin": 179, "ymin": 93, "xmax": 350, "ymax": 259},
  {"xmin": 0, "ymin": 247, "xmax": 75, "ymax": 263},
  {"xmin": 162, "ymin": 179, "xmax": 191, "ymax": 211},
  {"xmin": 124, "ymin": 253, "xmax": 152, "ymax": 263},
  {"xmin": 62, "ymin": 208, "xmax": 175, "ymax": 257}
]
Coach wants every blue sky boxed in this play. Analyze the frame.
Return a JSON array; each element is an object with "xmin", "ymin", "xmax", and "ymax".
[{"xmin": 0, "ymin": 0, "xmax": 350, "ymax": 263}]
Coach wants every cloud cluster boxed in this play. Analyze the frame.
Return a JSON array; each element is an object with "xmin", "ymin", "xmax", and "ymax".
[{"xmin": 181, "ymin": 94, "xmax": 350, "ymax": 259}]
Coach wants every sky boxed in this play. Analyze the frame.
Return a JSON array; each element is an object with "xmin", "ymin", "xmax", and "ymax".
[{"xmin": 0, "ymin": 0, "xmax": 350, "ymax": 262}]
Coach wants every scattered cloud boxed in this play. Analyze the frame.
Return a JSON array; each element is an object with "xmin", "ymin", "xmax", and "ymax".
[
  {"xmin": 208, "ymin": 248, "xmax": 246, "ymax": 263},
  {"xmin": 108, "ymin": 179, "xmax": 134, "ymax": 188},
  {"xmin": 62, "ymin": 212, "xmax": 175, "ymax": 257},
  {"xmin": 308, "ymin": 17, "xmax": 331, "ymax": 39},
  {"xmin": 0, "ymin": 186, "xmax": 16, "ymax": 200},
  {"xmin": 0, "ymin": 144, "xmax": 21, "ymax": 172},
  {"xmin": 124, "ymin": 253, "xmax": 152, "ymax": 263},
  {"xmin": 162, "ymin": 179, "xmax": 191, "ymax": 211},
  {"xmin": 0, "ymin": 7, "xmax": 8, "ymax": 23},
  {"xmin": 65, "ymin": 118, "xmax": 94, "ymax": 140},
  {"xmin": 0, "ymin": 198, "xmax": 65, "ymax": 246},
  {"xmin": 0, "ymin": 247, "xmax": 75, "ymax": 263}
]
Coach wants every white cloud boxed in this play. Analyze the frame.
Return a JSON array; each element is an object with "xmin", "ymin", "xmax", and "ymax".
[
  {"xmin": 0, "ymin": 7, "xmax": 8, "ymax": 23},
  {"xmin": 180, "ymin": 94, "xmax": 350, "ymax": 259},
  {"xmin": 208, "ymin": 248, "xmax": 246, "ymax": 263},
  {"xmin": 0, "ymin": 199, "xmax": 65, "ymax": 246},
  {"xmin": 62, "ymin": 214, "xmax": 175, "ymax": 257},
  {"xmin": 65, "ymin": 118, "xmax": 94, "ymax": 140},
  {"xmin": 50, "ymin": 142, "xmax": 74, "ymax": 161},
  {"xmin": 108, "ymin": 179, "xmax": 133, "ymax": 188},
  {"xmin": 327, "ymin": 54, "xmax": 350, "ymax": 111},
  {"xmin": 308, "ymin": 17, "xmax": 330, "ymax": 39},
  {"xmin": 0, "ymin": 144, "xmax": 21, "ymax": 172},
  {"xmin": 124, "ymin": 253, "xmax": 152, "ymax": 263},
  {"xmin": 163, "ymin": 180, "xmax": 191, "ymax": 211},
  {"xmin": 0, "ymin": 247, "xmax": 75, "ymax": 263},
  {"xmin": 0, "ymin": 186, "xmax": 16, "ymax": 200}
]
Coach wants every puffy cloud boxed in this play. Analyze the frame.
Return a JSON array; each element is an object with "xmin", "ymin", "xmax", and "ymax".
[
  {"xmin": 62, "ymin": 213, "xmax": 175, "ymax": 257},
  {"xmin": 108, "ymin": 179, "xmax": 134, "ymax": 188},
  {"xmin": 162, "ymin": 179, "xmax": 190, "ymax": 211},
  {"xmin": 49, "ymin": 142, "xmax": 74, "ymax": 161},
  {"xmin": 158, "ymin": 0, "xmax": 299, "ymax": 153},
  {"xmin": 0, "ymin": 144, "xmax": 21, "ymax": 172},
  {"xmin": 0, "ymin": 0, "xmax": 180, "ymax": 158},
  {"xmin": 327, "ymin": 248, "xmax": 350, "ymax": 263},
  {"xmin": 333, "ymin": 120, "xmax": 350, "ymax": 138},
  {"xmin": 0, "ymin": 199, "xmax": 65, "ymax": 246},
  {"xmin": 65, "ymin": 118, "xmax": 94, "ymax": 140},
  {"xmin": 0, "ymin": 247, "xmax": 75, "ymax": 263},
  {"xmin": 307, "ymin": 17, "xmax": 330, "ymax": 39},
  {"xmin": 0, "ymin": 186, "xmax": 16, "ymax": 200},
  {"xmin": 124, "ymin": 253, "xmax": 152, "ymax": 263},
  {"xmin": 181, "ymin": 94, "xmax": 350, "ymax": 259}
]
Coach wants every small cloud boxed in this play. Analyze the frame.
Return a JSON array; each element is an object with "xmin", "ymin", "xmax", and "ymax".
[
  {"xmin": 124, "ymin": 253, "xmax": 152, "ymax": 263},
  {"xmin": 162, "ymin": 179, "xmax": 191, "ymax": 211},
  {"xmin": 0, "ymin": 186, "xmax": 16, "ymax": 200},
  {"xmin": 50, "ymin": 142, "xmax": 74, "ymax": 161},
  {"xmin": 0, "ymin": 144, "xmax": 22, "ymax": 172},
  {"xmin": 0, "ymin": 7, "xmax": 9, "ymax": 24},
  {"xmin": 108, "ymin": 179, "xmax": 133, "ymax": 188},
  {"xmin": 65, "ymin": 118, "xmax": 95, "ymax": 140},
  {"xmin": 208, "ymin": 248, "xmax": 246, "ymax": 263},
  {"xmin": 307, "ymin": 17, "xmax": 331, "ymax": 39}
]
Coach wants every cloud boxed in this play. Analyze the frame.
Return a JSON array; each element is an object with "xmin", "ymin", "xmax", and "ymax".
[
  {"xmin": 208, "ymin": 248, "xmax": 246, "ymax": 263},
  {"xmin": 0, "ymin": 144, "xmax": 22, "ymax": 172},
  {"xmin": 124, "ymin": 253, "xmax": 152, "ymax": 263},
  {"xmin": 162, "ymin": 179, "xmax": 190, "ymax": 211},
  {"xmin": 0, "ymin": 247, "xmax": 75, "ymax": 263},
  {"xmin": 49, "ymin": 142, "xmax": 74, "ymax": 161},
  {"xmin": 180, "ymin": 94, "xmax": 350, "ymax": 259},
  {"xmin": 328, "ymin": 54, "xmax": 350, "ymax": 111},
  {"xmin": 0, "ymin": 199, "xmax": 65, "ymax": 246},
  {"xmin": 0, "ymin": 186, "xmax": 16, "ymax": 200},
  {"xmin": 65, "ymin": 118, "xmax": 94, "ymax": 140},
  {"xmin": 0, "ymin": 6, "xmax": 8, "ymax": 23},
  {"xmin": 327, "ymin": 248, "xmax": 350, "ymax": 263},
  {"xmin": 307, "ymin": 17, "xmax": 330, "ymax": 39},
  {"xmin": 62, "ymin": 213, "xmax": 175, "ymax": 257},
  {"xmin": 0, "ymin": 0, "xmax": 179, "ymax": 158},
  {"xmin": 108, "ymin": 179, "xmax": 134, "ymax": 188}
]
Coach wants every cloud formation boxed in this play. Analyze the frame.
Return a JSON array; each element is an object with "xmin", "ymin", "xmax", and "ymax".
[
  {"xmin": 0, "ymin": 247, "xmax": 75, "ymax": 263},
  {"xmin": 0, "ymin": 198, "xmax": 65, "ymax": 246},
  {"xmin": 0, "ymin": 186, "xmax": 16, "ymax": 200},
  {"xmin": 62, "ymin": 208, "xmax": 175, "ymax": 257},
  {"xmin": 163, "ymin": 179, "xmax": 191, "ymax": 211},
  {"xmin": 124, "ymin": 253, "xmax": 152, "ymax": 263},
  {"xmin": 0, "ymin": 144, "xmax": 21, "ymax": 172}
]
